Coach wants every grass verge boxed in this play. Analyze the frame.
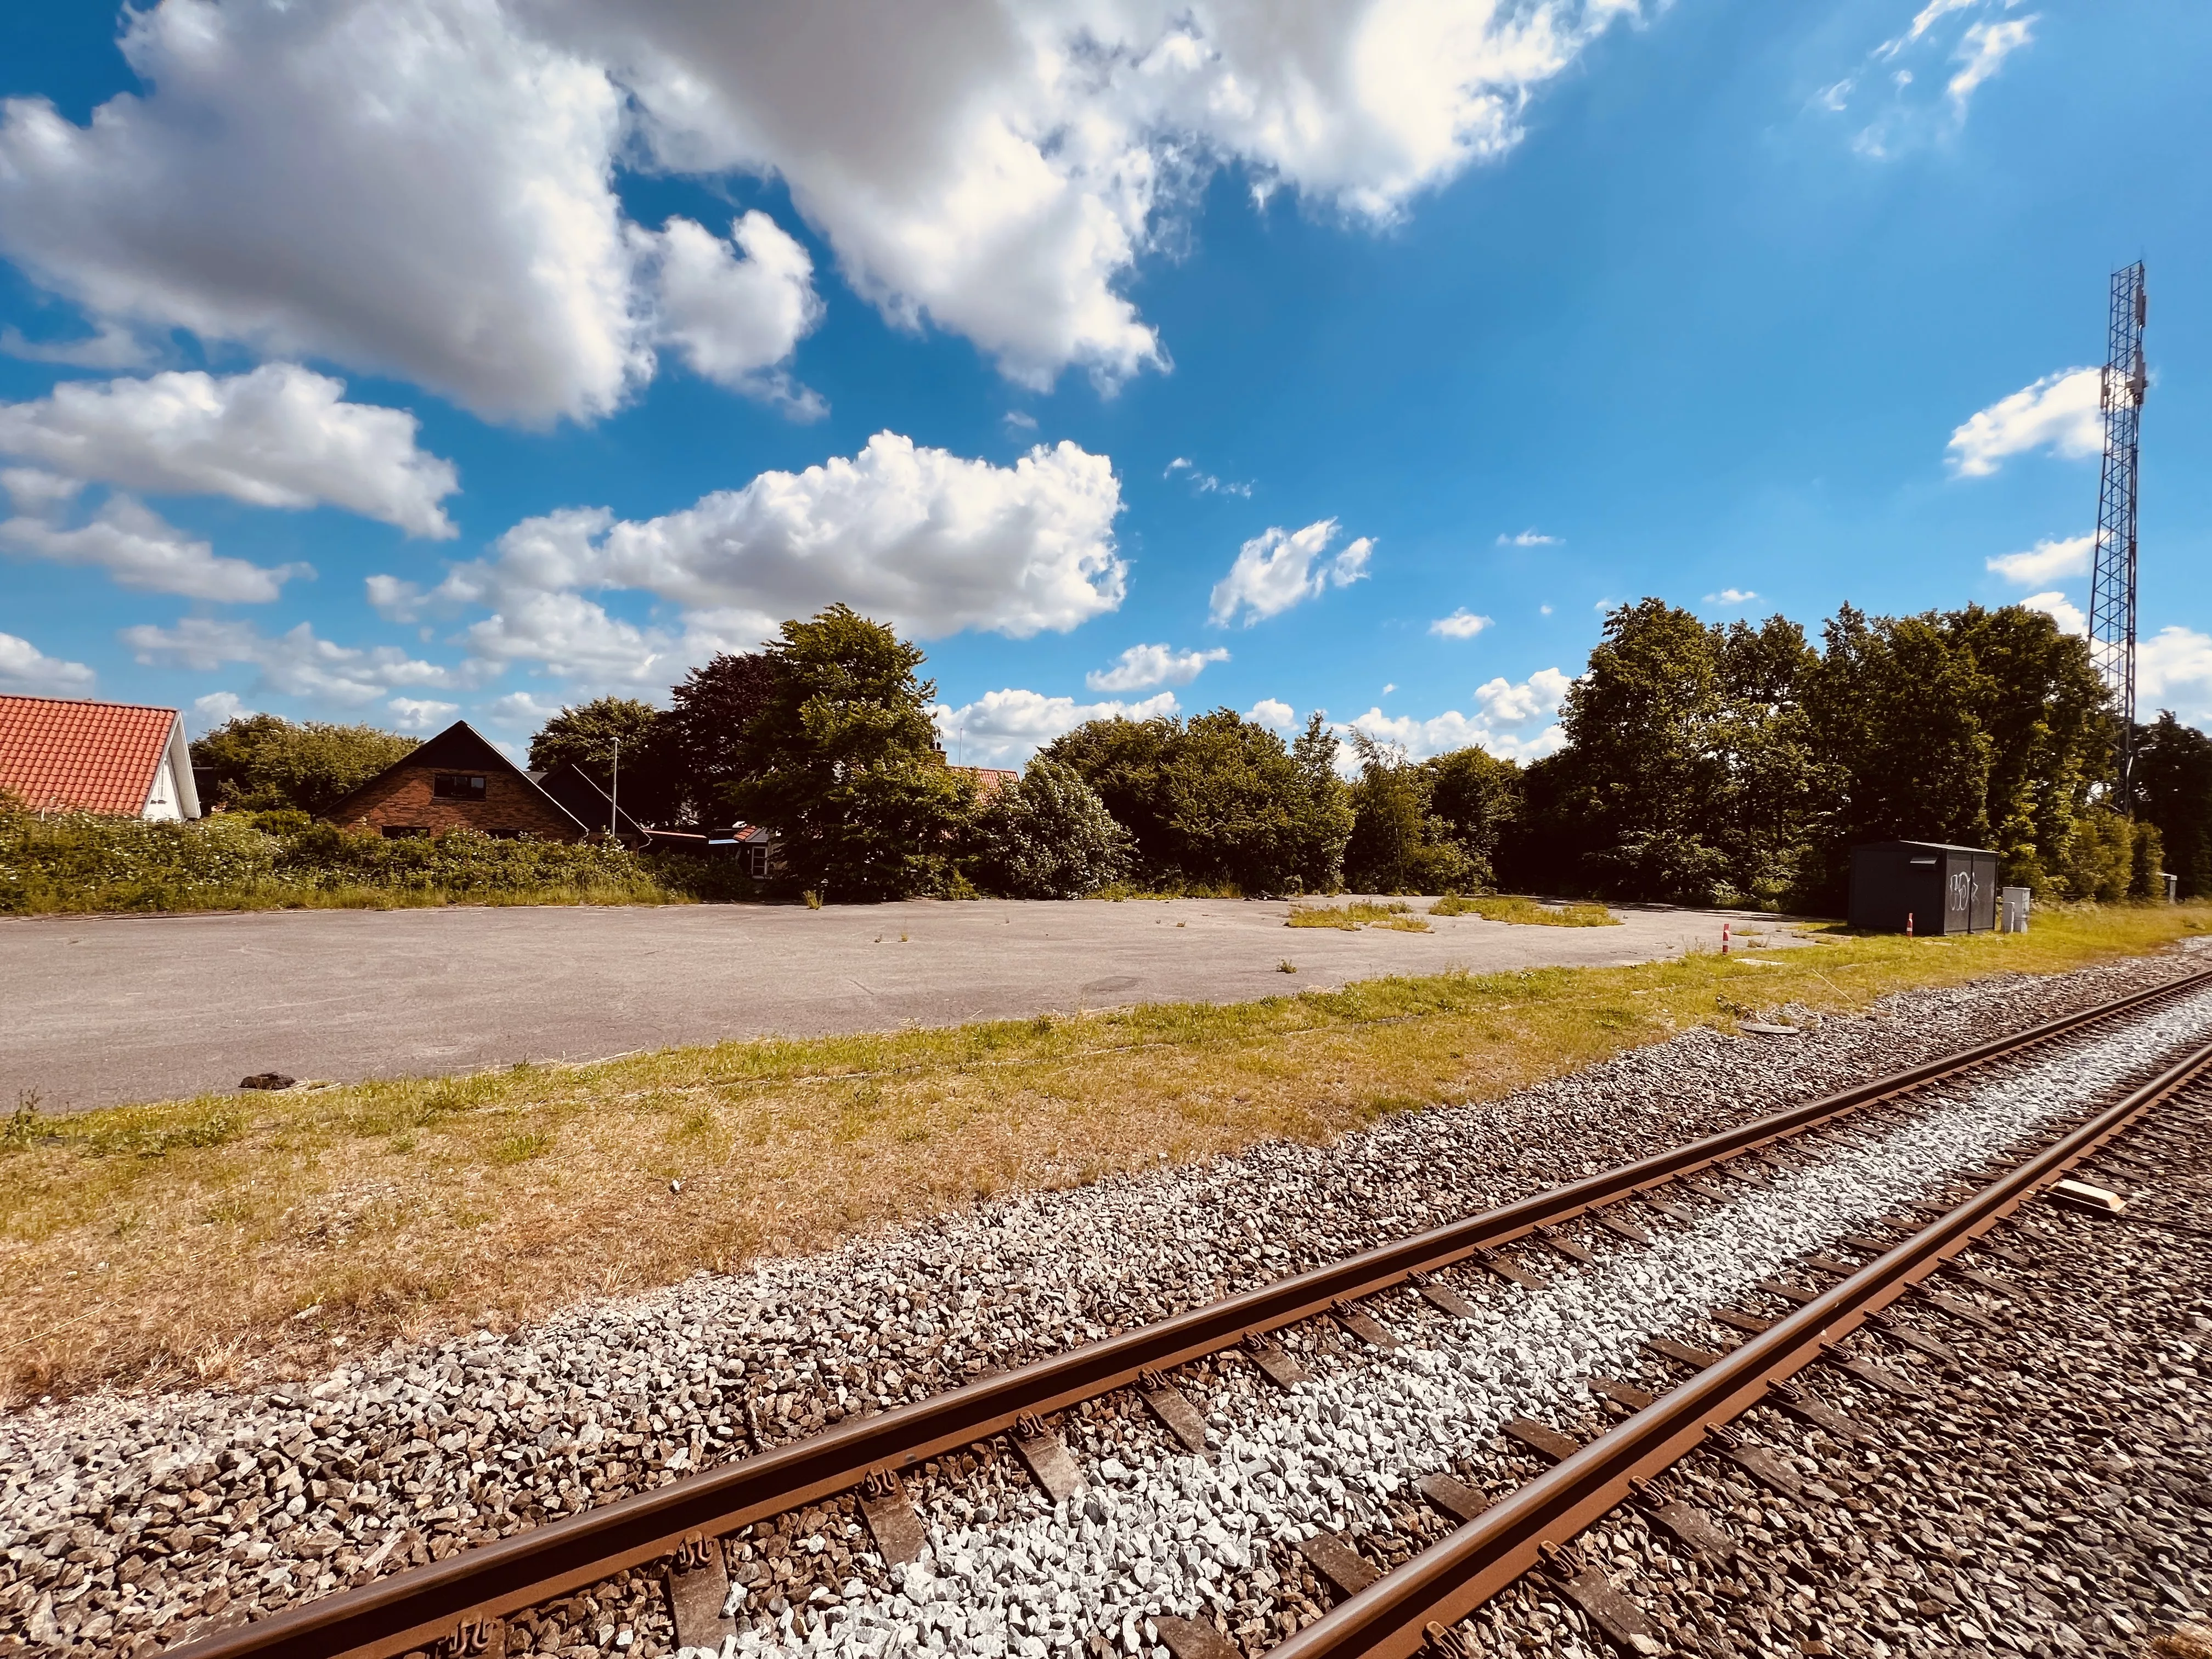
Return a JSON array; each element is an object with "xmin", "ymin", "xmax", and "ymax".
[
  {"xmin": 3, "ymin": 903, "xmax": 2205, "ymax": 1402},
  {"xmin": 1434, "ymin": 894, "xmax": 1619, "ymax": 926}
]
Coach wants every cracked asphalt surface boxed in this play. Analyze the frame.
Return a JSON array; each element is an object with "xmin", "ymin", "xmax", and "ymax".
[{"xmin": 0, "ymin": 897, "xmax": 1807, "ymax": 1111}]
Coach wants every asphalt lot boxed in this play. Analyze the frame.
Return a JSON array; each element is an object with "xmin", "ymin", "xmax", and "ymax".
[{"xmin": 1, "ymin": 898, "xmax": 1812, "ymax": 1112}]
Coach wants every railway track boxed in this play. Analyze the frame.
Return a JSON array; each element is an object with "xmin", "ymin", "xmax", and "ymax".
[{"xmin": 156, "ymin": 968, "xmax": 2212, "ymax": 1659}]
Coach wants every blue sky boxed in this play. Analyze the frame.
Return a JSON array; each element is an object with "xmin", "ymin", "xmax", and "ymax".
[{"xmin": 1, "ymin": 0, "xmax": 2207, "ymax": 766}]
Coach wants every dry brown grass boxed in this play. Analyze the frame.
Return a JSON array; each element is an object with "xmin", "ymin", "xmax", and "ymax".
[
  {"xmin": 2151, "ymin": 1625, "xmax": 2212, "ymax": 1659},
  {"xmin": 4, "ymin": 903, "xmax": 2206, "ymax": 1402},
  {"xmin": 1430, "ymin": 894, "xmax": 1619, "ymax": 926},
  {"xmin": 1286, "ymin": 900, "xmax": 1430, "ymax": 931}
]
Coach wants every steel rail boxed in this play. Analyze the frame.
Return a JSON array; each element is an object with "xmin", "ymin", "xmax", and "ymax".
[
  {"xmin": 1265, "ymin": 1030, "xmax": 2212, "ymax": 1659},
  {"xmin": 163, "ymin": 967, "xmax": 2212, "ymax": 1659}
]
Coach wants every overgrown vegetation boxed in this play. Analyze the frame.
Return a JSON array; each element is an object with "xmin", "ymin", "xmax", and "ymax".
[
  {"xmin": 4, "ymin": 901, "xmax": 2201, "ymax": 1400},
  {"xmin": 190, "ymin": 714, "xmax": 421, "ymax": 814},
  {"xmin": 0, "ymin": 811, "xmax": 752, "ymax": 914},
  {"xmin": 1286, "ymin": 900, "xmax": 1430, "ymax": 931}
]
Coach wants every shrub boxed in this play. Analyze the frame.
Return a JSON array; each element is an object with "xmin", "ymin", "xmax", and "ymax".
[{"xmin": 969, "ymin": 759, "xmax": 1133, "ymax": 898}]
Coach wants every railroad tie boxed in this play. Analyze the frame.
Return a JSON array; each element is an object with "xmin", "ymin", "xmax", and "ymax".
[
  {"xmin": 663, "ymin": 1531, "xmax": 736, "ymax": 1652},
  {"xmin": 1297, "ymin": 1532, "xmax": 1383, "ymax": 1597},
  {"xmin": 857, "ymin": 1469, "xmax": 927, "ymax": 1567},
  {"xmin": 1417, "ymin": 1470, "xmax": 1491, "ymax": 1524},
  {"xmin": 1330, "ymin": 1296, "xmax": 1399, "ymax": 1349},
  {"xmin": 1409, "ymin": 1270, "xmax": 1478, "ymax": 1318},
  {"xmin": 1137, "ymin": 1369, "xmax": 1211, "ymax": 1456},
  {"xmin": 1501, "ymin": 1417, "xmax": 1583, "ymax": 1464},
  {"xmin": 1011, "ymin": 1412, "xmax": 1085, "ymax": 1502},
  {"xmin": 1242, "ymin": 1331, "xmax": 1310, "ymax": 1389},
  {"xmin": 1538, "ymin": 1542, "xmax": 1665, "ymax": 1657}
]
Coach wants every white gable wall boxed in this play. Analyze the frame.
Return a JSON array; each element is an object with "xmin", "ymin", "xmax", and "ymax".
[{"xmin": 140, "ymin": 718, "xmax": 202, "ymax": 821}]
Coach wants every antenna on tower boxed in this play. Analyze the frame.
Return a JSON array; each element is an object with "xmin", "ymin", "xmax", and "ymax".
[{"xmin": 2088, "ymin": 260, "xmax": 2147, "ymax": 795}]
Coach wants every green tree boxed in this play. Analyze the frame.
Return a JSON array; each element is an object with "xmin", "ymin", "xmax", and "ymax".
[
  {"xmin": 1042, "ymin": 708, "xmax": 1352, "ymax": 894},
  {"xmin": 727, "ymin": 606, "xmax": 973, "ymax": 901},
  {"xmin": 969, "ymin": 758, "xmax": 1134, "ymax": 898},
  {"xmin": 190, "ymin": 715, "xmax": 420, "ymax": 814},
  {"xmin": 659, "ymin": 651, "xmax": 783, "ymax": 823},
  {"xmin": 1342, "ymin": 733, "xmax": 1484, "ymax": 894},
  {"xmin": 1419, "ymin": 744, "xmax": 1521, "ymax": 885},
  {"xmin": 527, "ymin": 698, "xmax": 670, "ymax": 820},
  {"xmin": 2130, "ymin": 712, "xmax": 2212, "ymax": 898}
]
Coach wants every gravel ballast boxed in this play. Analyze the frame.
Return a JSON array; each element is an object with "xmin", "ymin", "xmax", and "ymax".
[{"xmin": 0, "ymin": 951, "xmax": 2203, "ymax": 1658}]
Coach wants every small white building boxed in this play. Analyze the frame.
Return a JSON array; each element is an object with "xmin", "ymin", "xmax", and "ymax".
[{"xmin": 0, "ymin": 694, "xmax": 202, "ymax": 820}]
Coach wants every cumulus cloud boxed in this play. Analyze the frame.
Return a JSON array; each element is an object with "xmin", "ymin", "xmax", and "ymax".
[
  {"xmin": 1085, "ymin": 642, "xmax": 1228, "ymax": 692},
  {"xmin": 1429, "ymin": 608, "xmax": 1492, "ymax": 640},
  {"xmin": 370, "ymin": 433, "xmax": 1125, "ymax": 687},
  {"xmin": 0, "ymin": 364, "xmax": 460, "ymax": 535},
  {"xmin": 0, "ymin": 0, "xmax": 1643, "ymax": 410},
  {"xmin": 2021, "ymin": 591, "xmax": 2086, "ymax": 637},
  {"xmin": 635, "ymin": 212, "xmax": 825, "ymax": 413},
  {"xmin": 121, "ymin": 617, "xmax": 475, "ymax": 706},
  {"xmin": 1987, "ymin": 533, "xmax": 2091, "ymax": 585},
  {"xmin": 387, "ymin": 696, "xmax": 461, "ymax": 731},
  {"xmin": 2140, "ymin": 627, "xmax": 2212, "ymax": 713},
  {"xmin": 1948, "ymin": 368, "xmax": 2103, "ymax": 477},
  {"xmin": 1210, "ymin": 518, "xmax": 1372, "ymax": 627},
  {"xmin": 932, "ymin": 687, "xmax": 1179, "ymax": 768},
  {"xmin": 1, "ymin": 493, "xmax": 306, "ymax": 601},
  {"xmin": 1340, "ymin": 666, "xmax": 1573, "ymax": 763},
  {"xmin": 1496, "ymin": 528, "xmax": 1560, "ymax": 546},
  {"xmin": 1245, "ymin": 698, "xmax": 1296, "ymax": 731},
  {"xmin": 190, "ymin": 690, "xmax": 249, "ymax": 730},
  {"xmin": 478, "ymin": 690, "xmax": 571, "ymax": 729},
  {"xmin": 1704, "ymin": 588, "xmax": 1757, "ymax": 605},
  {"xmin": 0, "ymin": 630, "xmax": 97, "ymax": 695}
]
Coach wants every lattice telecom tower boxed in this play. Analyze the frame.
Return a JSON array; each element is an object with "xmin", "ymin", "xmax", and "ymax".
[{"xmin": 2089, "ymin": 260, "xmax": 2147, "ymax": 792}]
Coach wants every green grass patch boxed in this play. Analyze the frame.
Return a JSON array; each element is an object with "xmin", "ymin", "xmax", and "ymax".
[
  {"xmin": 1432, "ymin": 894, "xmax": 1619, "ymax": 927},
  {"xmin": 1288, "ymin": 900, "xmax": 1429, "ymax": 931}
]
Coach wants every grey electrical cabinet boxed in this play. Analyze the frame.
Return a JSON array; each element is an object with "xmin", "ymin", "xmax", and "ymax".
[{"xmin": 1848, "ymin": 841, "xmax": 2000, "ymax": 934}]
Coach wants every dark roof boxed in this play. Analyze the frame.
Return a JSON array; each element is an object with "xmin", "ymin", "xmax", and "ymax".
[
  {"xmin": 0, "ymin": 694, "xmax": 194, "ymax": 816},
  {"xmin": 320, "ymin": 720, "xmax": 589, "ymax": 834},
  {"xmin": 533, "ymin": 761, "xmax": 652, "ymax": 840},
  {"xmin": 1865, "ymin": 840, "xmax": 1998, "ymax": 855}
]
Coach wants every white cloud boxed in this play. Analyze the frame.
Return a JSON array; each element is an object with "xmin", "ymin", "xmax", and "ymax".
[
  {"xmin": 1209, "ymin": 518, "xmax": 1372, "ymax": 626},
  {"xmin": 1085, "ymin": 642, "xmax": 1228, "ymax": 692},
  {"xmin": 2020, "ymin": 591, "xmax": 2086, "ymax": 636},
  {"xmin": 0, "ymin": 630, "xmax": 96, "ymax": 695},
  {"xmin": 635, "ymin": 211, "xmax": 825, "ymax": 414},
  {"xmin": 0, "ymin": 0, "xmax": 1644, "ymax": 410},
  {"xmin": 1496, "ymin": 528, "xmax": 1560, "ymax": 546},
  {"xmin": 1429, "ymin": 608, "xmax": 1493, "ymax": 640},
  {"xmin": 0, "ymin": 364, "xmax": 460, "ymax": 537},
  {"xmin": 121, "ymin": 618, "xmax": 474, "ymax": 707},
  {"xmin": 478, "ymin": 690, "xmax": 571, "ymax": 729},
  {"xmin": 1, "ymin": 319, "xmax": 151, "ymax": 369},
  {"xmin": 1987, "ymin": 533, "xmax": 2091, "ymax": 585},
  {"xmin": 2140, "ymin": 627, "xmax": 2212, "ymax": 712},
  {"xmin": 1539, "ymin": 603, "xmax": 1554, "ymax": 616},
  {"xmin": 1245, "ymin": 698, "xmax": 1295, "ymax": 731},
  {"xmin": 1338, "ymin": 665, "xmax": 1572, "ymax": 764},
  {"xmin": 1704, "ymin": 587, "xmax": 1757, "ymax": 605},
  {"xmin": 1164, "ymin": 457, "xmax": 1252, "ymax": 497},
  {"xmin": 1949, "ymin": 16, "xmax": 2035, "ymax": 110},
  {"xmin": 190, "ymin": 690, "xmax": 248, "ymax": 730},
  {"xmin": 1838, "ymin": 0, "xmax": 2037, "ymax": 156},
  {"xmin": 1947, "ymin": 367, "xmax": 2103, "ymax": 477},
  {"xmin": 2, "ymin": 494, "xmax": 306, "ymax": 602},
  {"xmin": 370, "ymin": 433, "xmax": 1124, "ymax": 689},
  {"xmin": 1003, "ymin": 410, "xmax": 1039, "ymax": 432},
  {"xmin": 387, "ymin": 696, "xmax": 461, "ymax": 731},
  {"xmin": 932, "ymin": 687, "xmax": 1178, "ymax": 768}
]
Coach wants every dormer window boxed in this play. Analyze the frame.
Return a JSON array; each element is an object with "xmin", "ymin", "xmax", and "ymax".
[{"xmin": 433, "ymin": 773, "xmax": 487, "ymax": 800}]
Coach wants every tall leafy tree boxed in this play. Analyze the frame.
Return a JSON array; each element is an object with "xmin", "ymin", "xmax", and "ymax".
[
  {"xmin": 728, "ymin": 606, "xmax": 973, "ymax": 900},
  {"xmin": 969, "ymin": 758, "xmax": 1134, "ymax": 898},
  {"xmin": 190, "ymin": 715, "xmax": 419, "ymax": 814},
  {"xmin": 527, "ymin": 698, "xmax": 670, "ymax": 820},
  {"xmin": 2131, "ymin": 712, "xmax": 2212, "ymax": 898},
  {"xmin": 659, "ymin": 651, "xmax": 783, "ymax": 823}
]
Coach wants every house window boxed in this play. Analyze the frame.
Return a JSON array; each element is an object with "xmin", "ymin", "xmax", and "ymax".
[
  {"xmin": 744, "ymin": 844, "xmax": 770, "ymax": 879},
  {"xmin": 381, "ymin": 825, "xmax": 428, "ymax": 839},
  {"xmin": 433, "ymin": 773, "xmax": 487, "ymax": 801}
]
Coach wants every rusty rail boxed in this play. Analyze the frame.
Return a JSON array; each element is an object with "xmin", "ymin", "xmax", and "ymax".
[
  {"xmin": 164, "ymin": 968, "xmax": 2212, "ymax": 1659},
  {"xmin": 1265, "ymin": 1030, "xmax": 2212, "ymax": 1659}
]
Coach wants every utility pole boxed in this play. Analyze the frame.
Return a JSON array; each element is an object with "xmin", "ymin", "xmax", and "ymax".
[
  {"xmin": 2088, "ymin": 260, "xmax": 2147, "ymax": 796},
  {"xmin": 610, "ymin": 736, "xmax": 620, "ymax": 840}
]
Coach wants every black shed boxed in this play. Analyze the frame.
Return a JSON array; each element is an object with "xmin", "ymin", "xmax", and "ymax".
[{"xmin": 1848, "ymin": 840, "xmax": 2000, "ymax": 935}]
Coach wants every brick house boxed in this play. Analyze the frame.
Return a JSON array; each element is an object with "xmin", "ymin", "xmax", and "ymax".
[
  {"xmin": 320, "ymin": 721, "xmax": 591, "ymax": 840},
  {"xmin": 0, "ymin": 694, "xmax": 202, "ymax": 819}
]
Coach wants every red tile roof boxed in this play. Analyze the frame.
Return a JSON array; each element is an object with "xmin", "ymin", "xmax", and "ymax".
[{"xmin": 0, "ymin": 695, "xmax": 180, "ymax": 815}]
